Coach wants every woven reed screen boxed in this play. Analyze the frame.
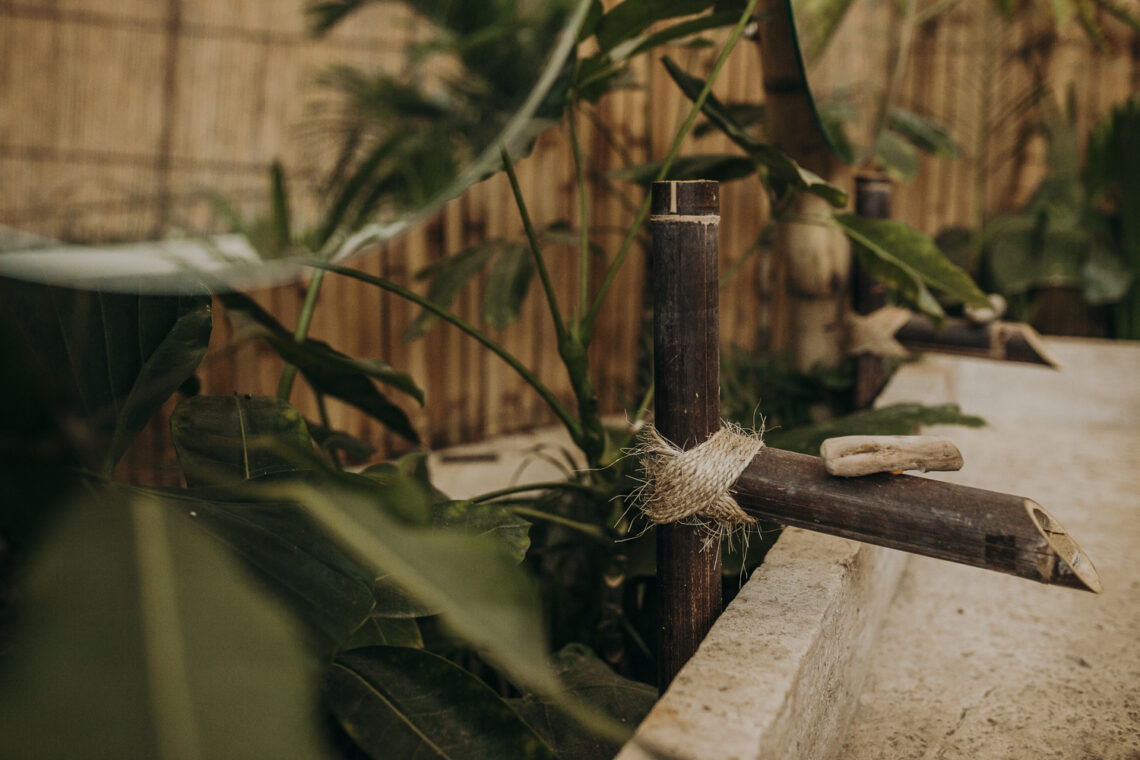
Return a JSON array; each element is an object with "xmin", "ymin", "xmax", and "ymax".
[{"xmin": 1, "ymin": 1, "xmax": 1135, "ymax": 481}]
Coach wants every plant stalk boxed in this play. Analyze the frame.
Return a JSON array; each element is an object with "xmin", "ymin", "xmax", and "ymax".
[
  {"xmin": 581, "ymin": 0, "xmax": 762, "ymax": 343},
  {"xmin": 276, "ymin": 268, "xmax": 326, "ymax": 400},
  {"xmin": 309, "ymin": 262, "xmax": 583, "ymax": 443}
]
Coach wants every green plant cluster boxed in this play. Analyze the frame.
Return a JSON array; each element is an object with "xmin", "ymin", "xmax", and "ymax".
[{"xmin": 0, "ymin": 1, "xmax": 996, "ymax": 757}]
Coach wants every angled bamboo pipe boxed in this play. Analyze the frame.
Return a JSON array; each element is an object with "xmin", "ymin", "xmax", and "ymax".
[
  {"xmin": 732, "ymin": 447, "xmax": 1101, "ymax": 592},
  {"xmin": 895, "ymin": 315, "xmax": 1062, "ymax": 369}
]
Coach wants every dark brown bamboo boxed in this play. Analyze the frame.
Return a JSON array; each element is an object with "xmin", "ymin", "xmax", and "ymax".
[
  {"xmin": 852, "ymin": 174, "xmax": 893, "ymax": 408},
  {"xmin": 732, "ymin": 447, "xmax": 1101, "ymax": 592},
  {"xmin": 895, "ymin": 315, "xmax": 1061, "ymax": 368},
  {"xmin": 651, "ymin": 180, "xmax": 723, "ymax": 690}
]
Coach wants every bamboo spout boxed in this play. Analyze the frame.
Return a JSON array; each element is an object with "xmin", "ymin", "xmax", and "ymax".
[
  {"xmin": 895, "ymin": 316, "xmax": 1062, "ymax": 368},
  {"xmin": 732, "ymin": 448, "xmax": 1102, "ymax": 592}
]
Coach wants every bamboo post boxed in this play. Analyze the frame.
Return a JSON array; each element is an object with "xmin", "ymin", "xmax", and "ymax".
[
  {"xmin": 650, "ymin": 180, "xmax": 722, "ymax": 690},
  {"xmin": 852, "ymin": 174, "xmax": 892, "ymax": 408},
  {"xmin": 732, "ymin": 447, "xmax": 1101, "ymax": 592}
]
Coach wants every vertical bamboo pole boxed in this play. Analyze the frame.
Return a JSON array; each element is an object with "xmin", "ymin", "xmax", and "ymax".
[
  {"xmin": 851, "ymin": 174, "xmax": 892, "ymax": 409},
  {"xmin": 650, "ymin": 180, "xmax": 722, "ymax": 690}
]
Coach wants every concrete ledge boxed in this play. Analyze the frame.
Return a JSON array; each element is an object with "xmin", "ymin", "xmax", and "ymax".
[{"xmin": 618, "ymin": 531, "xmax": 907, "ymax": 760}]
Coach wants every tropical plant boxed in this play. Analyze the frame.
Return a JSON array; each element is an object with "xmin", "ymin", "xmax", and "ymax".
[
  {"xmin": 0, "ymin": 1, "xmax": 997, "ymax": 758},
  {"xmin": 943, "ymin": 93, "xmax": 1139, "ymax": 337}
]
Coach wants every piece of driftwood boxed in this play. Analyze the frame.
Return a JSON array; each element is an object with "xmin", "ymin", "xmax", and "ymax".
[
  {"xmin": 895, "ymin": 315, "xmax": 1062, "ymax": 368},
  {"xmin": 820, "ymin": 435, "xmax": 964, "ymax": 477},
  {"xmin": 732, "ymin": 448, "xmax": 1101, "ymax": 592},
  {"xmin": 650, "ymin": 180, "xmax": 723, "ymax": 690}
]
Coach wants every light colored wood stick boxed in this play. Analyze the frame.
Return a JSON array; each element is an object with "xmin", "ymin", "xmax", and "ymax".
[{"xmin": 820, "ymin": 435, "xmax": 964, "ymax": 477}]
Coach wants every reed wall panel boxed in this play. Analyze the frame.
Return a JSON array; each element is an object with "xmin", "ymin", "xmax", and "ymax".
[{"xmin": 3, "ymin": 1, "xmax": 1136, "ymax": 481}]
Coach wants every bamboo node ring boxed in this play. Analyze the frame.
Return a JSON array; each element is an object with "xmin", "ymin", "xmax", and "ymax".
[{"xmin": 633, "ymin": 423, "xmax": 763, "ymax": 532}]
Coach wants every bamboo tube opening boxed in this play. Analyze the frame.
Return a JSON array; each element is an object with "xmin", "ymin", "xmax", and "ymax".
[{"xmin": 1026, "ymin": 499, "xmax": 1102, "ymax": 593}]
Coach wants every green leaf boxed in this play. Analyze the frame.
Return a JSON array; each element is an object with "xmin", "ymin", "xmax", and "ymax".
[
  {"xmin": 152, "ymin": 484, "xmax": 378, "ymax": 647},
  {"xmin": 341, "ymin": 617, "xmax": 424, "ymax": 649},
  {"xmin": 326, "ymin": 646, "xmax": 558, "ymax": 760},
  {"xmin": 170, "ymin": 395, "xmax": 314, "ymax": 487},
  {"xmin": 1082, "ymin": 243, "xmax": 1134, "ymax": 304},
  {"xmin": 270, "ymin": 160, "xmax": 293, "ymax": 253},
  {"xmin": 835, "ymin": 214, "xmax": 991, "ymax": 322},
  {"xmin": 305, "ymin": 417, "xmax": 378, "ymax": 463},
  {"xmin": 661, "ymin": 57, "xmax": 848, "ymax": 206},
  {"xmin": 0, "ymin": 282, "xmax": 212, "ymax": 474},
  {"xmin": 432, "ymin": 500, "xmax": 532, "ymax": 563},
  {"xmin": 0, "ymin": 486, "xmax": 329, "ymax": 760},
  {"xmin": 223, "ymin": 291, "xmax": 424, "ymax": 403},
  {"xmin": 510, "ymin": 644, "xmax": 657, "ymax": 760},
  {"xmin": 483, "ymin": 243, "xmax": 535, "ymax": 330},
  {"xmin": 886, "ymin": 108, "xmax": 960, "ymax": 159},
  {"xmin": 595, "ymin": 0, "xmax": 715, "ymax": 52},
  {"xmin": 610, "ymin": 153, "xmax": 758, "ymax": 185},
  {"xmin": 873, "ymin": 130, "xmax": 920, "ymax": 182},
  {"xmin": 406, "ymin": 243, "xmax": 502, "ymax": 339},
  {"xmin": 221, "ymin": 291, "xmax": 421, "ymax": 443},
  {"xmin": 266, "ymin": 477, "xmax": 563, "ymax": 695},
  {"xmin": 765, "ymin": 402, "xmax": 986, "ymax": 455}
]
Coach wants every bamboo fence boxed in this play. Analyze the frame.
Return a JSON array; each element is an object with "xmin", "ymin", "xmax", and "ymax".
[{"xmin": 0, "ymin": 0, "xmax": 1135, "ymax": 482}]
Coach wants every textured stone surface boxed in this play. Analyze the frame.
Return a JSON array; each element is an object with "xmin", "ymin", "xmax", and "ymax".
[
  {"xmin": 617, "ymin": 530, "xmax": 907, "ymax": 760},
  {"xmin": 840, "ymin": 338, "xmax": 1140, "ymax": 760}
]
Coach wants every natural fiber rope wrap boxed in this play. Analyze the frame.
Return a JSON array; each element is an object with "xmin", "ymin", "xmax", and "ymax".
[{"xmin": 635, "ymin": 422, "xmax": 763, "ymax": 528}]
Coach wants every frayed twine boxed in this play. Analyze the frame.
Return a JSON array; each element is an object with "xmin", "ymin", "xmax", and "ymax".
[{"xmin": 628, "ymin": 421, "xmax": 765, "ymax": 548}]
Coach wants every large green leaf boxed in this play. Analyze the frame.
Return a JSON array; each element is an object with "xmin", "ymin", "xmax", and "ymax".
[
  {"xmin": 0, "ymin": 280, "xmax": 211, "ymax": 473},
  {"xmin": 221, "ymin": 292, "xmax": 421, "ymax": 443},
  {"xmin": 661, "ymin": 57, "xmax": 848, "ymax": 206},
  {"xmin": 483, "ymin": 242, "xmax": 535, "ymax": 330},
  {"xmin": 835, "ymin": 214, "xmax": 991, "ymax": 323},
  {"xmin": 595, "ymin": 0, "xmax": 715, "ymax": 51},
  {"xmin": 405, "ymin": 242, "xmax": 503, "ymax": 339},
  {"xmin": 0, "ymin": 486, "xmax": 329, "ymax": 759},
  {"xmin": 326, "ymin": 646, "xmax": 558, "ymax": 760},
  {"xmin": 152, "ymin": 484, "xmax": 379, "ymax": 647},
  {"xmin": 432, "ymin": 500, "xmax": 532, "ymax": 563},
  {"xmin": 511, "ymin": 644, "xmax": 657, "ymax": 760},
  {"xmin": 263, "ymin": 476, "xmax": 564, "ymax": 696},
  {"xmin": 170, "ymin": 395, "xmax": 314, "ymax": 487}
]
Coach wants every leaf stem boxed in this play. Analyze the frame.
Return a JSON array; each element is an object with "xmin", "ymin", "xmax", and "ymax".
[
  {"xmin": 470, "ymin": 480, "xmax": 599, "ymax": 503},
  {"xmin": 309, "ymin": 262, "xmax": 583, "ymax": 442},
  {"xmin": 507, "ymin": 505, "xmax": 608, "ymax": 539},
  {"xmin": 581, "ymin": 0, "xmax": 762, "ymax": 342},
  {"xmin": 567, "ymin": 108, "xmax": 591, "ymax": 316},
  {"xmin": 500, "ymin": 147, "xmax": 567, "ymax": 342},
  {"xmin": 277, "ymin": 268, "xmax": 326, "ymax": 400}
]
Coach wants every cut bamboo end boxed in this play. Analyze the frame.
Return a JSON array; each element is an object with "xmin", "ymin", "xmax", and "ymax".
[
  {"xmin": 1025, "ymin": 499, "xmax": 1102, "ymax": 593},
  {"xmin": 820, "ymin": 435, "xmax": 964, "ymax": 477}
]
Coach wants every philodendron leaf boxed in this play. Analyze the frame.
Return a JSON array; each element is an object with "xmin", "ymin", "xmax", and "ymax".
[
  {"xmin": 432, "ymin": 500, "xmax": 532, "ymax": 563},
  {"xmin": 511, "ymin": 644, "xmax": 658, "ymax": 760},
  {"xmin": 483, "ymin": 243, "xmax": 534, "ymax": 330},
  {"xmin": 305, "ymin": 417, "xmax": 378, "ymax": 463},
  {"xmin": 267, "ymin": 477, "xmax": 561, "ymax": 694},
  {"xmin": 170, "ymin": 395, "xmax": 314, "ymax": 487},
  {"xmin": 835, "ymin": 214, "xmax": 991, "ymax": 323},
  {"xmin": 660, "ymin": 56, "xmax": 849, "ymax": 207},
  {"xmin": 0, "ymin": 486, "xmax": 328, "ymax": 760},
  {"xmin": 0, "ymin": 280, "xmax": 212, "ymax": 473},
  {"xmin": 154, "ymin": 485, "xmax": 378, "ymax": 647},
  {"xmin": 326, "ymin": 646, "xmax": 558, "ymax": 760}
]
